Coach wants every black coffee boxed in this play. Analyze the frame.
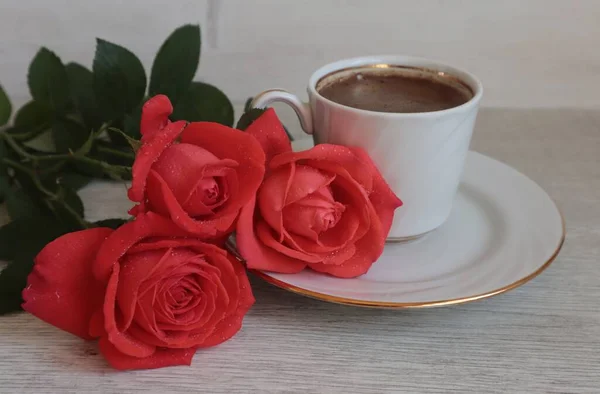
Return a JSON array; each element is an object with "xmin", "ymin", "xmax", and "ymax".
[{"xmin": 316, "ymin": 67, "xmax": 473, "ymax": 113}]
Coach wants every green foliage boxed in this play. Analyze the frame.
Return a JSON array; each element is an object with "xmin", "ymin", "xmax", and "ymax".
[
  {"xmin": 149, "ymin": 24, "xmax": 201, "ymax": 103},
  {"xmin": 0, "ymin": 23, "xmax": 237, "ymax": 315},
  {"xmin": 65, "ymin": 62, "xmax": 102, "ymax": 130},
  {"xmin": 94, "ymin": 218, "xmax": 128, "ymax": 229},
  {"xmin": 93, "ymin": 39, "xmax": 147, "ymax": 120},
  {"xmin": 172, "ymin": 82, "xmax": 234, "ymax": 126},
  {"xmin": 0, "ymin": 85, "xmax": 11, "ymax": 126},
  {"xmin": 27, "ymin": 48, "xmax": 71, "ymax": 113},
  {"xmin": 52, "ymin": 118, "xmax": 89, "ymax": 153},
  {"xmin": 238, "ymin": 97, "xmax": 293, "ymax": 140},
  {"xmin": 236, "ymin": 107, "xmax": 267, "ymax": 131},
  {"xmin": 0, "ymin": 215, "xmax": 78, "ymax": 314}
]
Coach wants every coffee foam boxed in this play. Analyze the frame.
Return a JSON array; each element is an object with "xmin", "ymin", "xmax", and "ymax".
[{"xmin": 316, "ymin": 65, "xmax": 473, "ymax": 101}]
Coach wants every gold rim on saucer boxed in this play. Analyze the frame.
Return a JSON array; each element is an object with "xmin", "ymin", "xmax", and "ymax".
[{"xmin": 252, "ymin": 212, "xmax": 565, "ymax": 309}]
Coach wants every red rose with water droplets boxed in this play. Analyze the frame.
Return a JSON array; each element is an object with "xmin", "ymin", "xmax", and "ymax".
[
  {"xmin": 236, "ymin": 109, "xmax": 402, "ymax": 278},
  {"xmin": 128, "ymin": 95, "xmax": 265, "ymax": 238},
  {"xmin": 22, "ymin": 213, "xmax": 254, "ymax": 370}
]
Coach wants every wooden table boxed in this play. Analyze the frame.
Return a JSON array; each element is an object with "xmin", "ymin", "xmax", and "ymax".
[{"xmin": 0, "ymin": 108, "xmax": 598, "ymax": 393}]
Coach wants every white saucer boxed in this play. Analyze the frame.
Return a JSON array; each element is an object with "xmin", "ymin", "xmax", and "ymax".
[{"xmin": 254, "ymin": 145, "xmax": 565, "ymax": 308}]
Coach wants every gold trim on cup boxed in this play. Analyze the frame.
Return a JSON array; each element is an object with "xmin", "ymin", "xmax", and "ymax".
[{"xmin": 315, "ymin": 64, "xmax": 475, "ymax": 98}]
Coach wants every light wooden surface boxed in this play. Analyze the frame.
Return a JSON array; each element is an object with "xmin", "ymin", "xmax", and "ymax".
[
  {"xmin": 1, "ymin": 0, "xmax": 600, "ymax": 108},
  {"xmin": 0, "ymin": 108, "xmax": 599, "ymax": 393}
]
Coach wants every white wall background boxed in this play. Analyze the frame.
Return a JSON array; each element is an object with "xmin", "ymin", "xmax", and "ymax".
[{"xmin": 0, "ymin": 0, "xmax": 599, "ymax": 108}]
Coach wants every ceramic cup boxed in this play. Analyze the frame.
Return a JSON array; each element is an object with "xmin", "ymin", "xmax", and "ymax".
[{"xmin": 251, "ymin": 55, "xmax": 483, "ymax": 240}]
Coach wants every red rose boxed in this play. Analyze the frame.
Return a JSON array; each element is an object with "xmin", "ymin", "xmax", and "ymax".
[
  {"xmin": 22, "ymin": 213, "xmax": 254, "ymax": 370},
  {"xmin": 128, "ymin": 95, "xmax": 265, "ymax": 238},
  {"xmin": 236, "ymin": 109, "xmax": 402, "ymax": 278}
]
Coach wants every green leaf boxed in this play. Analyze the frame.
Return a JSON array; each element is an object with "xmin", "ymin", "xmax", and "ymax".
[
  {"xmin": 0, "ymin": 260, "xmax": 31, "ymax": 314},
  {"xmin": 72, "ymin": 156, "xmax": 131, "ymax": 181},
  {"xmin": 91, "ymin": 141, "xmax": 134, "ymax": 167},
  {"xmin": 5, "ymin": 187, "xmax": 40, "ymax": 221},
  {"xmin": 0, "ymin": 216, "xmax": 69, "ymax": 261},
  {"xmin": 0, "ymin": 215, "xmax": 72, "ymax": 315},
  {"xmin": 0, "ymin": 139, "xmax": 9, "ymax": 202},
  {"xmin": 58, "ymin": 172, "xmax": 92, "ymax": 191},
  {"xmin": 94, "ymin": 218, "xmax": 128, "ymax": 229},
  {"xmin": 108, "ymin": 127, "xmax": 141, "ymax": 152},
  {"xmin": 7, "ymin": 100, "xmax": 53, "ymax": 139},
  {"xmin": 74, "ymin": 128, "xmax": 96, "ymax": 157},
  {"xmin": 0, "ymin": 174, "xmax": 9, "ymax": 203},
  {"xmin": 8, "ymin": 163, "xmax": 39, "ymax": 196},
  {"xmin": 236, "ymin": 107, "xmax": 294, "ymax": 140},
  {"xmin": 123, "ymin": 101, "xmax": 143, "ymax": 140},
  {"xmin": 47, "ymin": 187, "xmax": 86, "ymax": 232},
  {"xmin": 236, "ymin": 108, "xmax": 266, "ymax": 130},
  {"xmin": 0, "ymin": 84, "xmax": 11, "ymax": 126},
  {"xmin": 243, "ymin": 97, "xmax": 254, "ymax": 112},
  {"xmin": 14, "ymin": 101, "xmax": 53, "ymax": 128},
  {"xmin": 27, "ymin": 48, "xmax": 70, "ymax": 112},
  {"xmin": 93, "ymin": 38, "xmax": 147, "ymax": 120},
  {"xmin": 149, "ymin": 24, "xmax": 201, "ymax": 103},
  {"xmin": 0, "ymin": 138, "xmax": 7, "ymax": 168},
  {"xmin": 62, "ymin": 186, "xmax": 84, "ymax": 217},
  {"xmin": 172, "ymin": 82, "xmax": 234, "ymax": 126},
  {"xmin": 65, "ymin": 62, "xmax": 102, "ymax": 130},
  {"xmin": 52, "ymin": 118, "xmax": 89, "ymax": 153},
  {"xmin": 0, "ymin": 220, "xmax": 29, "ymax": 260}
]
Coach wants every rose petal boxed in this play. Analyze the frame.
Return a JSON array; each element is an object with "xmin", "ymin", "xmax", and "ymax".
[
  {"xmin": 134, "ymin": 285, "xmax": 164, "ymax": 342},
  {"xmin": 89, "ymin": 309, "xmax": 105, "ymax": 338},
  {"xmin": 200, "ymin": 254, "xmax": 255, "ymax": 348},
  {"xmin": 314, "ymin": 209, "xmax": 360, "ymax": 249},
  {"xmin": 93, "ymin": 213, "xmax": 191, "ymax": 283},
  {"xmin": 151, "ymin": 143, "xmax": 237, "ymax": 212},
  {"xmin": 132, "ymin": 262, "xmax": 225, "ymax": 348},
  {"xmin": 184, "ymin": 265, "xmax": 229, "ymax": 342},
  {"xmin": 117, "ymin": 248, "xmax": 195, "ymax": 332},
  {"xmin": 126, "ymin": 253, "xmax": 230, "ymax": 348},
  {"xmin": 236, "ymin": 197, "xmax": 307, "ymax": 273},
  {"xmin": 292, "ymin": 150, "xmax": 401, "ymax": 239},
  {"xmin": 308, "ymin": 201, "xmax": 386, "ymax": 278},
  {"xmin": 158, "ymin": 278, "xmax": 205, "ymax": 322},
  {"xmin": 312, "ymin": 162, "xmax": 374, "ymax": 240},
  {"xmin": 140, "ymin": 95, "xmax": 173, "ymax": 138},
  {"xmin": 256, "ymin": 164, "xmax": 294, "ymax": 238},
  {"xmin": 281, "ymin": 187, "xmax": 342, "ymax": 240},
  {"xmin": 270, "ymin": 144, "xmax": 375, "ymax": 193},
  {"xmin": 181, "ymin": 170, "xmax": 235, "ymax": 215},
  {"xmin": 128, "ymin": 120, "xmax": 187, "ymax": 204},
  {"xmin": 256, "ymin": 221, "xmax": 322, "ymax": 263},
  {"xmin": 22, "ymin": 228, "xmax": 112, "ymax": 340},
  {"xmin": 104, "ymin": 263, "xmax": 156, "ymax": 357},
  {"xmin": 99, "ymin": 337, "xmax": 196, "ymax": 371},
  {"xmin": 146, "ymin": 170, "xmax": 237, "ymax": 237},
  {"xmin": 244, "ymin": 108, "xmax": 292, "ymax": 163},
  {"xmin": 128, "ymin": 202, "xmax": 148, "ymax": 217},
  {"xmin": 144, "ymin": 171, "xmax": 178, "ymax": 216},
  {"xmin": 159, "ymin": 273, "xmax": 207, "ymax": 324},
  {"xmin": 181, "ymin": 122, "xmax": 265, "ymax": 215},
  {"xmin": 283, "ymin": 165, "xmax": 336, "ymax": 206},
  {"xmin": 287, "ymin": 232, "xmax": 358, "ymax": 265},
  {"xmin": 128, "ymin": 239, "xmax": 229, "ymax": 257},
  {"xmin": 137, "ymin": 249, "xmax": 200, "ymax": 296},
  {"xmin": 347, "ymin": 147, "xmax": 403, "ymax": 235},
  {"xmin": 321, "ymin": 244, "xmax": 357, "ymax": 265}
]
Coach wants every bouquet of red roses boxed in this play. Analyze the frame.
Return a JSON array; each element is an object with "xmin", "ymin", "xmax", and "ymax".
[{"xmin": 21, "ymin": 95, "xmax": 402, "ymax": 370}]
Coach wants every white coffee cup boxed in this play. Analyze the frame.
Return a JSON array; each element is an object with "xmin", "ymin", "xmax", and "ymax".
[{"xmin": 251, "ymin": 55, "xmax": 483, "ymax": 240}]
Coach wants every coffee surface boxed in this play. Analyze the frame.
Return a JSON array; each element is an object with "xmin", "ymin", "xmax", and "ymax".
[{"xmin": 317, "ymin": 68, "xmax": 472, "ymax": 113}]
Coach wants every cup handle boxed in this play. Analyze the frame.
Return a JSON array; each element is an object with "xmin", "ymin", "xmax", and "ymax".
[{"xmin": 250, "ymin": 89, "xmax": 313, "ymax": 135}]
